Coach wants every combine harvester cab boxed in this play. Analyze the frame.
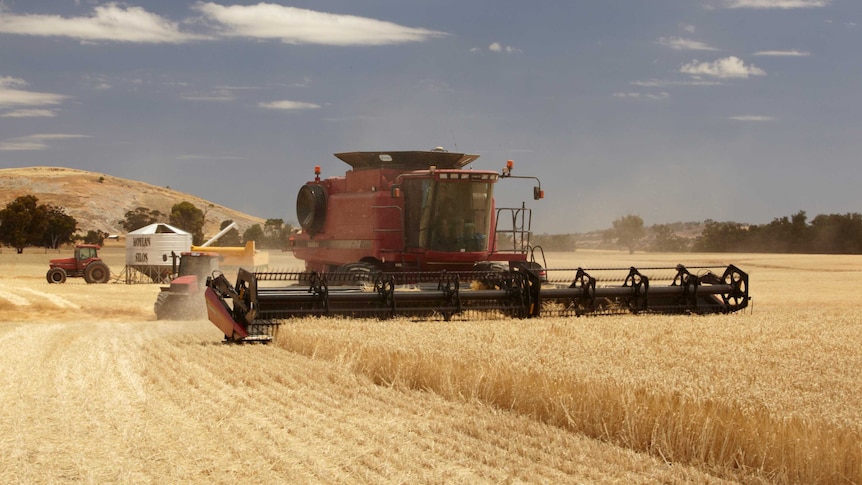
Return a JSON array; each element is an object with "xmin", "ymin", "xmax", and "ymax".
[{"xmin": 205, "ymin": 148, "xmax": 750, "ymax": 342}]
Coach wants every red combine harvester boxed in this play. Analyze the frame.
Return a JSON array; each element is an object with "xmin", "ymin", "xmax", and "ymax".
[
  {"xmin": 206, "ymin": 149, "xmax": 749, "ymax": 342},
  {"xmin": 289, "ymin": 149, "xmax": 542, "ymax": 274}
]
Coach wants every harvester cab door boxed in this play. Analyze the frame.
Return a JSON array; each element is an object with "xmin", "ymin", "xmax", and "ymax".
[
  {"xmin": 403, "ymin": 178, "xmax": 433, "ymax": 251},
  {"xmin": 404, "ymin": 178, "xmax": 494, "ymax": 253}
]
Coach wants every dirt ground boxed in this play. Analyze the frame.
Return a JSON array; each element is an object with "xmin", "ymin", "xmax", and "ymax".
[{"xmin": 1, "ymin": 247, "xmax": 859, "ymax": 483}]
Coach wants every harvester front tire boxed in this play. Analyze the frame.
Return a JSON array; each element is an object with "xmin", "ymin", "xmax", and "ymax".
[
  {"xmin": 337, "ymin": 262, "xmax": 378, "ymax": 286},
  {"xmin": 46, "ymin": 267, "xmax": 67, "ymax": 284},
  {"xmin": 84, "ymin": 262, "xmax": 110, "ymax": 284}
]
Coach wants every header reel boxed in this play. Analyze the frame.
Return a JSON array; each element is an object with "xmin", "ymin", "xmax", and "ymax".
[{"xmin": 205, "ymin": 263, "xmax": 749, "ymax": 342}]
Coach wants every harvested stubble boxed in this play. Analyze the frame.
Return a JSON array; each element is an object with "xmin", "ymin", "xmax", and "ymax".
[
  {"xmin": 2, "ymin": 248, "xmax": 861, "ymax": 483},
  {"xmin": 275, "ymin": 253, "xmax": 862, "ymax": 484},
  {"xmin": 0, "ymin": 248, "xmax": 735, "ymax": 483}
]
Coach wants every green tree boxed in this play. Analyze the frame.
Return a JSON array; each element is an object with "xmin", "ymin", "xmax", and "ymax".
[
  {"xmin": 607, "ymin": 214, "xmax": 645, "ymax": 254},
  {"xmin": 242, "ymin": 224, "xmax": 264, "ymax": 246},
  {"xmin": 214, "ymin": 220, "xmax": 242, "ymax": 247},
  {"xmin": 43, "ymin": 206, "xmax": 78, "ymax": 249},
  {"xmin": 169, "ymin": 202, "xmax": 205, "ymax": 245},
  {"xmin": 693, "ymin": 220, "xmax": 749, "ymax": 252},
  {"xmin": 82, "ymin": 229, "xmax": 109, "ymax": 245},
  {"xmin": 0, "ymin": 195, "xmax": 48, "ymax": 253},
  {"xmin": 649, "ymin": 224, "xmax": 690, "ymax": 253},
  {"xmin": 262, "ymin": 218, "xmax": 293, "ymax": 249},
  {"xmin": 119, "ymin": 207, "xmax": 165, "ymax": 231}
]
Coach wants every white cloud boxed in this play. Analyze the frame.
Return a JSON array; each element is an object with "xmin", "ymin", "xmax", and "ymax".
[
  {"xmin": 613, "ymin": 91, "xmax": 669, "ymax": 100},
  {"xmin": 488, "ymin": 42, "xmax": 519, "ymax": 53},
  {"xmin": 657, "ymin": 37, "xmax": 719, "ymax": 51},
  {"xmin": 723, "ymin": 0, "xmax": 829, "ymax": 8},
  {"xmin": 753, "ymin": 49, "xmax": 810, "ymax": 56},
  {"xmin": 193, "ymin": 2, "xmax": 446, "ymax": 46},
  {"xmin": 258, "ymin": 100, "xmax": 321, "ymax": 110},
  {"xmin": 0, "ymin": 3, "xmax": 208, "ymax": 43},
  {"xmin": 1, "ymin": 109, "xmax": 57, "ymax": 118},
  {"xmin": 631, "ymin": 79, "xmax": 723, "ymax": 87},
  {"xmin": 680, "ymin": 56, "xmax": 766, "ymax": 78},
  {"xmin": 0, "ymin": 133, "xmax": 89, "ymax": 151},
  {"xmin": 0, "ymin": 76, "xmax": 68, "ymax": 107},
  {"xmin": 729, "ymin": 115, "xmax": 776, "ymax": 121}
]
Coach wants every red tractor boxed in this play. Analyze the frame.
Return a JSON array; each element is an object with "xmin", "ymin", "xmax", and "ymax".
[
  {"xmin": 154, "ymin": 251, "xmax": 221, "ymax": 320},
  {"xmin": 289, "ymin": 149, "xmax": 545, "ymax": 275},
  {"xmin": 46, "ymin": 244, "xmax": 111, "ymax": 284}
]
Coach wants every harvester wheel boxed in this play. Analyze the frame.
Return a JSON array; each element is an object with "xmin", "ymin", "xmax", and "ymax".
[
  {"xmin": 46, "ymin": 267, "xmax": 67, "ymax": 284},
  {"xmin": 337, "ymin": 262, "xmax": 378, "ymax": 286},
  {"xmin": 84, "ymin": 261, "xmax": 111, "ymax": 284}
]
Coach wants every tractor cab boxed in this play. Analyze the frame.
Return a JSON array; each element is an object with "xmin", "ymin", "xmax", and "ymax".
[{"xmin": 75, "ymin": 245, "xmax": 99, "ymax": 263}]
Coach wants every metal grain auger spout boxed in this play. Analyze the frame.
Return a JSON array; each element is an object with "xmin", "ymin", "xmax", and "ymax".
[{"xmin": 205, "ymin": 263, "xmax": 749, "ymax": 342}]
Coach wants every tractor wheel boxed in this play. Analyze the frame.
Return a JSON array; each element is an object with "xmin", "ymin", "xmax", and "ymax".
[
  {"xmin": 84, "ymin": 261, "xmax": 111, "ymax": 284},
  {"xmin": 154, "ymin": 292, "xmax": 172, "ymax": 320},
  {"xmin": 46, "ymin": 267, "xmax": 67, "ymax": 284}
]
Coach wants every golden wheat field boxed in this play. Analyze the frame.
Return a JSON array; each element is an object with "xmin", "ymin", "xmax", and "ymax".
[{"xmin": 0, "ymin": 247, "xmax": 860, "ymax": 484}]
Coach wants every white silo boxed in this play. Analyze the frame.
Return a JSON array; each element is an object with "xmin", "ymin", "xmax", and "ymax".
[{"xmin": 124, "ymin": 223, "xmax": 193, "ymax": 282}]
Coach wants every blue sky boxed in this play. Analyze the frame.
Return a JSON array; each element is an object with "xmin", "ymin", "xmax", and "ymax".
[{"xmin": 1, "ymin": 0, "xmax": 859, "ymax": 232}]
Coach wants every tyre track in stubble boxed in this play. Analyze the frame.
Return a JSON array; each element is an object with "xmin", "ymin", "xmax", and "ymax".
[{"xmin": 0, "ymin": 318, "xmax": 733, "ymax": 484}]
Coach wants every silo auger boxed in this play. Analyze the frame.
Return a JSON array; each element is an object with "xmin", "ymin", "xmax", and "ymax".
[{"xmin": 204, "ymin": 263, "xmax": 749, "ymax": 342}]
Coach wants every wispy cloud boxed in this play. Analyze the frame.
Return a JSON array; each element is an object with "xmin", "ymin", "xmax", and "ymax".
[
  {"xmin": 258, "ymin": 100, "xmax": 321, "ymax": 110},
  {"xmin": 193, "ymin": 3, "xmax": 446, "ymax": 46},
  {"xmin": 0, "ymin": 133, "xmax": 90, "ymax": 151},
  {"xmin": 657, "ymin": 37, "xmax": 719, "ymax": 51},
  {"xmin": 470, "ymin": 41, "xmax": 521, "ymax": 53},
  {"xmin": 0, "ymin": 76, "xmax": 68, "ymax": 107},
  {"xmin": 613, "ymin": 91, "xmax": 670, "ymax": 100},
  {"xmin": 1, "ymin": 108, "xmax": 57, "ymax": 118},
  {"xmin": 680, "ymin": 56, "xmax": 766, "ymax": 78},
  {"xmin": 729, "ymin": 115, "xmax": 776, "ymax": 121},
  {"xmin": 0, "ymin": 3, "xmax": 208, "ymax": 43},
  {"xmin": 631, "ymin": 79, "xmax": 723, "ymax": 87},
  {"xmin": 723, "ymin": 0, "xmax": 829, "ymax": 8},
  {"xmin": 753, "ymin": 49, "xmax": 810, "ymax": 56}
]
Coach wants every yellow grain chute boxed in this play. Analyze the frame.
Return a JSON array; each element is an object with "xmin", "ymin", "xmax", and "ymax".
[{"xmin": 191, "ymin": 222, "xmax": 269, "ymax": 269}]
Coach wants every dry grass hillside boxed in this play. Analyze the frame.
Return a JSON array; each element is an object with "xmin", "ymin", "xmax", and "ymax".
[{"xmin": 0, "ymin": 166, "xmax": 265, "ymax": 236}]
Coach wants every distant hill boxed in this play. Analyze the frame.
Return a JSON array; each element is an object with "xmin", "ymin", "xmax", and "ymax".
[{"xmin": 0, "ymin": 166, "xmax": 265, "ymax": 237}]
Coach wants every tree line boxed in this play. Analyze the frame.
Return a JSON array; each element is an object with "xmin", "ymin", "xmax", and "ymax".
[
  {"xmin": 0, "ymin": 195, "xmax": 295, "ymax": 253},
  {"xmin": 606, "ymin": 211, "xmax": 862, "ymax": 254}
]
